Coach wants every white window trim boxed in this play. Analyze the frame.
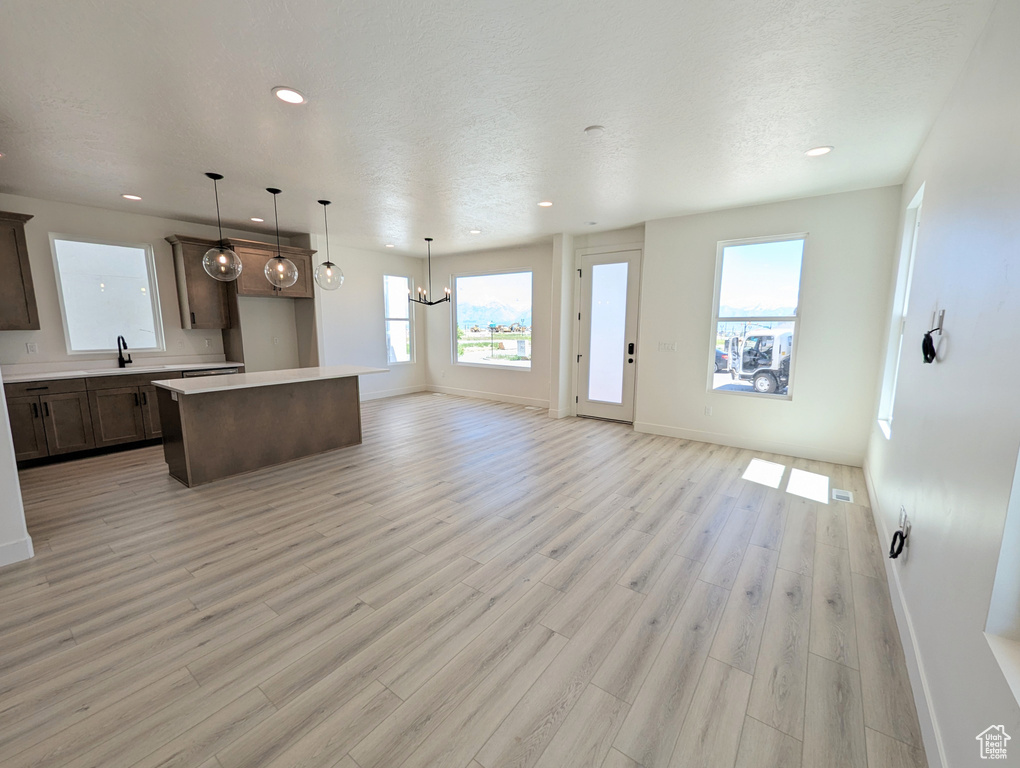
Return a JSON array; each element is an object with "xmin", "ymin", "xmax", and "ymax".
[
  {"xmin": 707, "ymin": 233, "xmax": 808, "ymax": 401},
  {"xmin": 383, "ymin": 274, "xmax": 414, "ymax": 365},
  {"xmin": 451, "ymin": 267, "xmax": 534, "ymax": 372},
  {"xmin": 876, "ymin": 184, "xmax": 924, "ymax": 439},
  {"xmin": 49, "ymin": 233, "xmax": 165, "ymax": 355}
]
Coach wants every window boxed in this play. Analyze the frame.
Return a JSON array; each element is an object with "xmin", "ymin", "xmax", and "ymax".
[
  {"xmin": 383, "ymin": 275, "xmax": 412, "ymax": 363},
  {"xmin": 454, "ymin": 271, "xmax": 533, "ymax": 369},
  {"xmin": 50, "ymin": 235, "xmax": 163, "ymax": 353},
  {"xmin": 877, "ymin": 185, "xmax": 923, "ymax": 438},
  {"xmin": 710, "ymin": 236, "xmax": 805, "ymax": 397}
]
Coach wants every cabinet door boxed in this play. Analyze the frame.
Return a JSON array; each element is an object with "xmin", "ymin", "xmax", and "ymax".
[
  {"xmin": 182, "ymin": 243, "xmax": 230, "ymax": 329},
  {"xmin": 88, "ymin": 387, "xmax": 146, "ymax": 447},
  {"xmin": 139, "ymin": 385, "xmax": 162, "ymax": 439},
  {"xmin": 7, "ymin": 396, "xmax": 48, "ymax": 461},
  {"xmin": 41, "ymin": 392, "xmax": 96, "ymax": 455},
  {"xmin": 0, "ymin": 214, "xmax": 40, "ymax": 330},
  {"xmin": 235, "ymin": 248, "xmax": 279, "ymax": 297},
  {"xmin": 278, "ymin": 251, "xmax": 314, "ymax": 298}
]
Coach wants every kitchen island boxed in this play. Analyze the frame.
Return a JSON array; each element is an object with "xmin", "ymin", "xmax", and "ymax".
[{"xmin": 153, "ymin": 365, "xmax": 386, "ymax": 487}]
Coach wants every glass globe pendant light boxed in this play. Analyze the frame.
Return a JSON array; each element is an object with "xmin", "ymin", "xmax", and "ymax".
[
  {"xmin": 201, "ymin": 173, "xmax": 242, "ymax": 281},
  {"xmin": 313, "ymin": 200, "xmax": 344, "ymax": 291},
  {"xmin": 264, "ymin": 188, "xmax": 299, "ymax": 289}
]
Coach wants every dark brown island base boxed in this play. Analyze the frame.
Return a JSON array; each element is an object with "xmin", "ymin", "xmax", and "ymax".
[{"xmin": 153, "ymin": 366, "xmax": 386, "ymax": 487}]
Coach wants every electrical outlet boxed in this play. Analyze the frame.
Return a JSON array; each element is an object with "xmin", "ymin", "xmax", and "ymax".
[
  {"xmin": 704, "ymin": 406, "xmax": 713, "ymax": 416},
  {"xmin": 272, "ymin": 337, "xmax": 279, "ymax": 345},
  {"xmin": 25, "ymin": 342, "xmax": 38, "ymax": 354},
  {"xmin": 204, "ymin": 339, "xmax": 211, "ymax": 348}
]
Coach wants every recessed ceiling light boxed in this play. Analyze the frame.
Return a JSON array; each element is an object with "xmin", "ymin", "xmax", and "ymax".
[
  {"xmin": 121, "ymin": 194, "xmax": 142, "ymax": 201},
  {"xmin": 805, "ymin": 146, "xmax": 833, "ymax": 157},
  {"xmin": 584, "ymin": 125, "xmax": 605, "ymax": 137},
  {"xmin": 385, "ymin": 243, "xmax": 395, "ymax": 248},
  {"xmin": 538, "ymin": 201, "xmax": 553, "ymax": 207},
  {"xmin": 250, "ymin": 217, "xmax": 264, "ymax": 222},
  {"xmin": 469, "ymin": 229, "xmax": 481, "ymax": 234},
  {"xmin": 273, "ymin": 86, "xmax": 306, "ymax": 104}
]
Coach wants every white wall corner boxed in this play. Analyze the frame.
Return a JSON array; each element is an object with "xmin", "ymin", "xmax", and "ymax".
[
  {"xmin": 549, "ymin": 233, "xmax": 576, "ymax": 417},
  {"xmin": 0, "ymin": 535, "xmax": 35, "ymax": 568},
  {"xmin": 863, "ymin": 458, "xmax": 946, "ymax": 768}
]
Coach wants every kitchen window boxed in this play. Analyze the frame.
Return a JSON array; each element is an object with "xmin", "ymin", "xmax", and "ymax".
[
  {"xmin": 710, "ymin": 235, "xmax": 805, "ymax": 397},
  {"xmin": 453, "ymin": 271, "xmax": 533, "ymax": 369},
  {"xmin": 50, "ymin": 235, "xmax": 164, "ymax": 353},
  {"xmin": 383, "ymin": 274, "xmax": 413, "ymax": 363}
]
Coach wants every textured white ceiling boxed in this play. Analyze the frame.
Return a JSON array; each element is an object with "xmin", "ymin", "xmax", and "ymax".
[{"xmin": 0, "ymin": 0, "xmax": 995, "ymax": 255}]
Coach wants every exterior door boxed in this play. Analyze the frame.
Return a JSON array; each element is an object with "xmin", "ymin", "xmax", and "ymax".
[{"xmin": 576, "ymin": 250, "xmax": 641, "ymax": 422}]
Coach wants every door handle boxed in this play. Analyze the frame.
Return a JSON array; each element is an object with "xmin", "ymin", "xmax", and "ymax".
[{"xmin": 628, "ymin": 342, "xmax": 635, "ymax": 355}]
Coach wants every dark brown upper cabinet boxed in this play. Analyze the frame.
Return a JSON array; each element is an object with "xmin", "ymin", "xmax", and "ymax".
[
  {"xmin": 226, "ymin": 238, "xmax": 315, "ymax": 299},
  {"xmin": 0, "ymin": 211, "xmax": 40, "ymax": 330},
  {"xmin": 166, "ymin": 235, "xmax": 231, "ymax": 329}
]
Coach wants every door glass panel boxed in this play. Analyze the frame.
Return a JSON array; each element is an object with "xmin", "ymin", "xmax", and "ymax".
[{"xmin": 587, "ymin": 262, "xmax": 628, "ymax": 404}]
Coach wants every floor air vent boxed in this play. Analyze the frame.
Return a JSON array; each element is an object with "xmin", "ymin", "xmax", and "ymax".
[{"xmin": 832, "ymin": 489, "xmax": 854, "ymax": 503}]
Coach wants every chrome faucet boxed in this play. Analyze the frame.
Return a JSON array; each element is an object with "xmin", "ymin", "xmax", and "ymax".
[{"xmin": 117, "ymin": 336, "xmax": 132, "ymax": 368}]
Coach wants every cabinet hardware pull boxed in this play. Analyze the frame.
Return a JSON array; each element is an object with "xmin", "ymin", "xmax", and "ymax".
[
  {"xmin": 134, "ymin": 392, "xmax": 140, "ymax": 407},
  {"xmin": 191, "ymin": 312, "xmax": 196, "ymax": 325},
  {"xmin": 141, "ymin": 391, "xmax": 147, "ymax": 406},
  {"xmin": 43, "ymin": 402, "xmax": 50, "ymax": 418},
  {"xmin": 26, "ymin": 386, "xmax": 48, "ymax": 391},
  {"xmin": 32, "ymin": 402, "xmax": 38, "ymax": 418}
]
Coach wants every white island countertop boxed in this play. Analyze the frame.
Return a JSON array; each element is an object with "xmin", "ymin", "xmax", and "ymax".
[
  {"xmin": 2, "ymin": 361, "xmax": 245, "ymax": 384},
  {"xmin": 152, "ymin": 365, "xmax": 387, "ymax": 395}
]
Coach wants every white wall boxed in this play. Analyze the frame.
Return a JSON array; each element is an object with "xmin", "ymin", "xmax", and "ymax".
[
  {"xmin": 636, "ymin": 187, "xmax": 899, "ymax": 466},
  {"xmin": 0, "ymin": 192, "xmax": 281, "ymax": 371},
  {"xmin": 0, "ymin": 367, "xmax": 32, "ymax": 566},
  {"xmin": 425, "ymin": 243, "xmax": 553, "ymax": 408},
  {"xmin": 236, "ymin": 297, "xmax": 301, "ymax": 373},
  {"xmin": 865, "ymin": 2, "xmax": 1020, "ymax": 765},
  {"xmin": 315, "ymin": 242, "xmax": 427, "ymax": 400}
]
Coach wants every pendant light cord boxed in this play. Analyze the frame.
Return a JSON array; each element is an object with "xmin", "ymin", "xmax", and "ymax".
[
  {"xmin": 322, "ymin": 204, "xmax": 331, "ymax": 266},
  {"xmin": 213, "ymin": 178, "xmax": 224, "ymax": 242},
  {"xmin": 273, "ymin": 192, "xmax": 282, "ymax": 260}
]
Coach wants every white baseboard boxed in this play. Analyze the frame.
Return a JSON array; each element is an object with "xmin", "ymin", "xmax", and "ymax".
[
  {"xmin": 0, "ymin": 535, "xmax": 34, "ymax": 568},
  {"xmin": 547, "ymin": 407, "xmax": 572, "ymax": 419},
  {"xmin": 360, "ymin": 384, "xmax": 427, "ymax": 402},
  {"xmin": 426, "ymin": 385, "xmax": 549, "ymax": 409},
  {"xmin": 632, "ymin": 421, "xmax": 862, "ymax": 466},
  {"xmin": 863, "ymin": 459, "xmax": 946, "ymax": 768}
]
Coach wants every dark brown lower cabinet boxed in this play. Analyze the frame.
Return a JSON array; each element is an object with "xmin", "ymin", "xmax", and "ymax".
[
  {"xmin": 40, "ymin": 392, "xmax": 95, "ymax": 454},
  {"xmin": 88, "ymin": 387, "xmax": 147, "ymax": 447},
  {"xmin": 7, "ymin": 396, "xmax": 48, "ymax": 461},
  {"xmin": 139, "ymin": 386, "xmax": 162, "ymax": 438}
]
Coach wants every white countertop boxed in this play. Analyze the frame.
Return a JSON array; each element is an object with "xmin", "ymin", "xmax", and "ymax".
[
  {"xmin": 152, "ymin": 365, "xmax": 387, "ymax": 395},
  {"xmin": 2, "ymin": 362, "xmax": 245, "ymax": 384}
]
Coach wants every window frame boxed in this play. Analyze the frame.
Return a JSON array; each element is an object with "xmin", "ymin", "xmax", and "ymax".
[
  {"xmin": 49, "ymin": 233, "xmax": 165, "ymax": 355},
  {"xmin": 451, "ymin": 267, "xmax": 534, "ymax": 372},
  {"xmin": 707, "ymin": 233, "xmax": 808, "ymax": 401},
  {"xmin": 877, "ymin": 185, "xmax": 924, "ymax": 439},
  {"xmin": 383, "ymin": 273, "xmax": 414, "ymax": 365}
]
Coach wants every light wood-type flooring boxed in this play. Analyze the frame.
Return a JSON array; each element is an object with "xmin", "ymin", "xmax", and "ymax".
[{"xmin": 1, "ymin": 393, "xmax": 927, "ymax": 768}]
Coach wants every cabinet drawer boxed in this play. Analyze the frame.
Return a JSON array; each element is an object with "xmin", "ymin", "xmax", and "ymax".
[{"xmin": 4, "ymin": 378, "xmax": 87, "ymax": 398}]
